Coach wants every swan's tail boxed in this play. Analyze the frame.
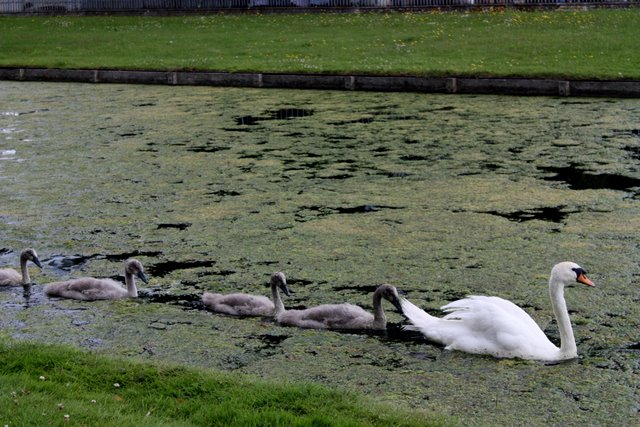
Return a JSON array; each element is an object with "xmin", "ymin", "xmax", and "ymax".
[{"xmin": 400, "ymin": 297, "xmax": 437, "ymax": 332}]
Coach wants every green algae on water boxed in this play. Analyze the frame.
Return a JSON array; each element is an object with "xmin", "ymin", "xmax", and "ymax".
[{"xmin": 0, "ymin": 81, "xmax": 638, "ymax": 426}]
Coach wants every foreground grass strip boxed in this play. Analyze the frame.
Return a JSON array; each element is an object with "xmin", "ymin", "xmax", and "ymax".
[
  {"xmin": 0, "ymin": 339, "xmax": 443, "ymax": 426},
  {"xmin": 0, "ymin": 9, "xmax": 638, "ymax": 80}
]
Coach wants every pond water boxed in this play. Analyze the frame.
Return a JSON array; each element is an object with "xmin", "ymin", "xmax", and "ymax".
[{"xmin": 0, "ymin": 81, "xmax": 638, "ymax": 425}]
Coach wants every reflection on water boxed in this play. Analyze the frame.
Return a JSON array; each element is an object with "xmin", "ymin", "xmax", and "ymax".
[{"xmin": 0, "ymin": 81, "xmax": 639, "ymax": 425}]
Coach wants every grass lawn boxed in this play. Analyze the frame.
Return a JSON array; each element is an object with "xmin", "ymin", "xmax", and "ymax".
[
  {"xmin": 0, "ymin": 9, "xmax": 638, "ymax": 79},
  {"xmin": 0, "ymin": 338, "xmax": 445, "ymax": 426}
]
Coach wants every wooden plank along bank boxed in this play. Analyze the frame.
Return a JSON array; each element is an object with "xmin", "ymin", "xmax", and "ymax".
[{"xmin": 1, "ymin": 67, "xmax": 639, "ymax": 97}]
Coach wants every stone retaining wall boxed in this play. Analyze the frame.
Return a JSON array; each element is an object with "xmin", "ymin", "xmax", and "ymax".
[{"xmin": 1, "ymin": 67, "xmax": 639, "ymax": 97}]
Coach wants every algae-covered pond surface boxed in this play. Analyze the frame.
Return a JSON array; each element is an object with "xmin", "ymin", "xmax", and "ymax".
[{"xmin": 0, "ymin": 81, "xmax": 638, "ymax": 425}]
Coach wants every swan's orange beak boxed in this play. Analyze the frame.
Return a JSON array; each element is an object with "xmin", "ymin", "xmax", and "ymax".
[{"xmin": 577, "ymin": 273, "xmax": 595, "ymax": 287}]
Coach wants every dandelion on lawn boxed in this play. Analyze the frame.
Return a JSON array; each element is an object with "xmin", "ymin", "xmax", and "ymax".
[
  {"xmin": 58, "ymin": 403, "xmax": 64, "ymax": 409},
  {"xmin": 39, "ymin": 376, "xmax": 46, "ymax": 381},
  {"xmin": 91, "ymin": 399, "xmax": 97, "ymax": 404},
  {"xmin": 64, "ymin": 414, "xmax": 70, "ymax": 422},
  {"xmin": 113, "ymin": 383, "xmax": 121, "ymax": 388}
]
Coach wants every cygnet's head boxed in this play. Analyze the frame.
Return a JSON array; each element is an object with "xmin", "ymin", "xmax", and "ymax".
[
  {"xmin": 376, "ymin": 284, "xmax": 403, "ymax": 312},
  {"xmin": 21, "ymin": 248, "xmax": 43, "ymax": 269},
  {"xmin": 126, "ymin": 259, "xmax": 149, "ymax": 284},
  {"xmin": 270, "ymin": 271, "xmax": 291, "ymax": 296}
]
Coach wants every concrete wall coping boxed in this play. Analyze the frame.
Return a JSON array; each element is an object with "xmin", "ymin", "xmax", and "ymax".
[{"xmin": 1, "ymin": 67, "xmax": 639, "ymax": 97}]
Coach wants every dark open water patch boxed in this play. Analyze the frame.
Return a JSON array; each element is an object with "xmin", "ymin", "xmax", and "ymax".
[
  {"xmin": 146, "ymin": 260, "xmax": 217, "ymax": 278},
  {"xmin": 207, "ymin": 189, "xmax": 242, "ymax": 197},
  {"xmin": 104, "ymin": 250, "xmax": 163, "ymax": 261},
  {"xmin": 316, "ymin": 173, "xmax": 355, "ymax": 180},
  {"xmin": 539, "ymin": 164, "xmax": 640, "ymax": 193},
  {"xmin": 400, "ymin": 155, "xmax": 431, "ymax": 161},
  {"xmin": 185, "ymin": 145, "xmax": 230, "ymax": 153},
  {"xmin": 478, "ymin": 206, "xmax": 576, "ymax": 223},
  {"xmin": 330, "ymin": 323, "xmax": 435, "ymax": 346},
  {"xmin": 622, "ymin": 143, "xmax": 640, "ymax": 161},
  {"xmin": 254, "ymin": 260, "xmax": 279, "ymax": 266},
  {"xmin": 378, "ymin": 171, "xmax": 413, "ymax": 178},
  {"xmin": 311, "ymin": 204, "xmax": 400, "ymax": 214},
  {"xmin": 235, "ymin": 108, "xmax": 314, "ymax": 126},
  {"xmin": 157, "ymin": 223, "xmax": 191, "ymax": 231},
  {"xmin": 43, "ymin": 250, "xmax": 163, "ymax": 272},
  {"xmin": 282, "ymin": 158, "xmax": 330, "ymax": 171},
  {"xmin": 44, "ymin": 254, "xmax": 100, "ymax": 271},
  {"xmin": 428, "ymin": 106, "xmax": 456, "ymax": 112},
  {"xmin": 294, "ymin": 204, "xmax": 403, "ymax": 222},
  {"xmin": 238, "ymin": 152, "xmax": 263, "ymax": 160},
  {"xmin": 196, "ymin": 269, "xmax": 236, "ymax": 278},
  {"xmin": 118, "ymin": 132, "xmax": 138, "ymax": 138},
  {"xmin": 256, "ymin": 333, "xmax": 289, "ymax": 349},
  {"xmin": 285, "ymin": 277, "xmax": 315, "ymax": 288},
  {"xmin": 329, "ymin": 117, "xmax": 374, "ymax": 126},
  {"xmin": 138, "ymin": 290, "xmax": 217, "ymax": 311},
  {"xmin": 333, "ymin": 285, "xmax": 381, "ymax": 294}
]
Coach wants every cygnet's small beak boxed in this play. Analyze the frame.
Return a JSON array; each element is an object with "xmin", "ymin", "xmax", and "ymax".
[
  {"xmin": 392, "ymin": 298, "xmax": 403, "ymax": 314},
  {"xmin": 281, "ymin": 283, "xmax": 292, "ymax": 297},
  {"xmin": 137, "ymin": 271, "xmax": 149, "ymax": 284},
  {"xmin": 33, "ymin": 258, "xmax": 43, "ymax": 269}
]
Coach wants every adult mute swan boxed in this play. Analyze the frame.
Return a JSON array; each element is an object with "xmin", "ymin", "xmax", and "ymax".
[
  {"xmin": 277, "ymin": 284, "xmax": 402, "ymax": 330},
  {"xmin": 44, "ymin": 259, "xmax": 148, "ymax": 300},
  {"xmin": 0, "ymin": 248, "xmax": 43, "ymax": 286},
  {"xmin": 400, "ymin": 262, "xmax": 594, "ymax": 361},
  {"xmin": 202, "ymin": 271, "xmax": 290, "ymax": 317}
]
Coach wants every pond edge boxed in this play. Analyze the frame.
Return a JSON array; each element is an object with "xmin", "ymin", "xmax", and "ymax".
[{"xmin": 1, "ymin": 67, "xmax": 639, "ymax": 98}]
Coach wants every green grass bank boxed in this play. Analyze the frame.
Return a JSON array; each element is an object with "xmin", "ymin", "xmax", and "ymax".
[
  {"xmin": 0, "ymin": 9, "xmax": 639, "ymax": 80},
  {"xmin": 0, "ymin": 338, "xmax": 444, "ymax": 426}
]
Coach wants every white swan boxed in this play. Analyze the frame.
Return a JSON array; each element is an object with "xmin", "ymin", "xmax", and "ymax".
[
  {"xmin": 202, "ymin": 271, "xmax": 290, "ymax": 317},
  {"xmin": 400, "ymin": 262, "xmax": 595, "ymax": 361},
  {"xmin": 44, "ymin": 259, "xmax": 148, "ymax": 300},
  {"xmin": 276, "ymin": 284, "xmax": 402, "ymax": 330},
  {"xmin": 0, "ymin": 248, "xmax": 42, "ymax": 286}
]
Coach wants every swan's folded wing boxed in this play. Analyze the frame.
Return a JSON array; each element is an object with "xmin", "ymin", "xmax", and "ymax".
[
  {"xmin": 439, "ymin": 295, "xmax": 549, "ymax": 354},
  {"xmin": 443, "ymin": 295, "xmax": 543, "ymax": 332}
]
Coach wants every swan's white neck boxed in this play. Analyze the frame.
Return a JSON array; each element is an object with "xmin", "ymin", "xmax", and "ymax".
[
  {"xmin": 549, "ymin": 277, "xmax": 577, "ymax": 358},
  {"xmin": 125, "ymin": 272, "xmax": 139, "ymax": 298},
  {"xmin": 372, "ymin": 289, "xmax": 386, "ymax": 329},
  {"xmin": 20, "ymin": 256, "xmax": 31, "ymax": 284},
  {"xmin": 271, "ymin": 282, "xmax": 285, "ymax": 316}
]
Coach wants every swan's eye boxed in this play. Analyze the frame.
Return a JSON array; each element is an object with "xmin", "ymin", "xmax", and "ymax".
[{"xmin": 572, "ymin": 267, "xmax": 587, "ymax": 277}]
